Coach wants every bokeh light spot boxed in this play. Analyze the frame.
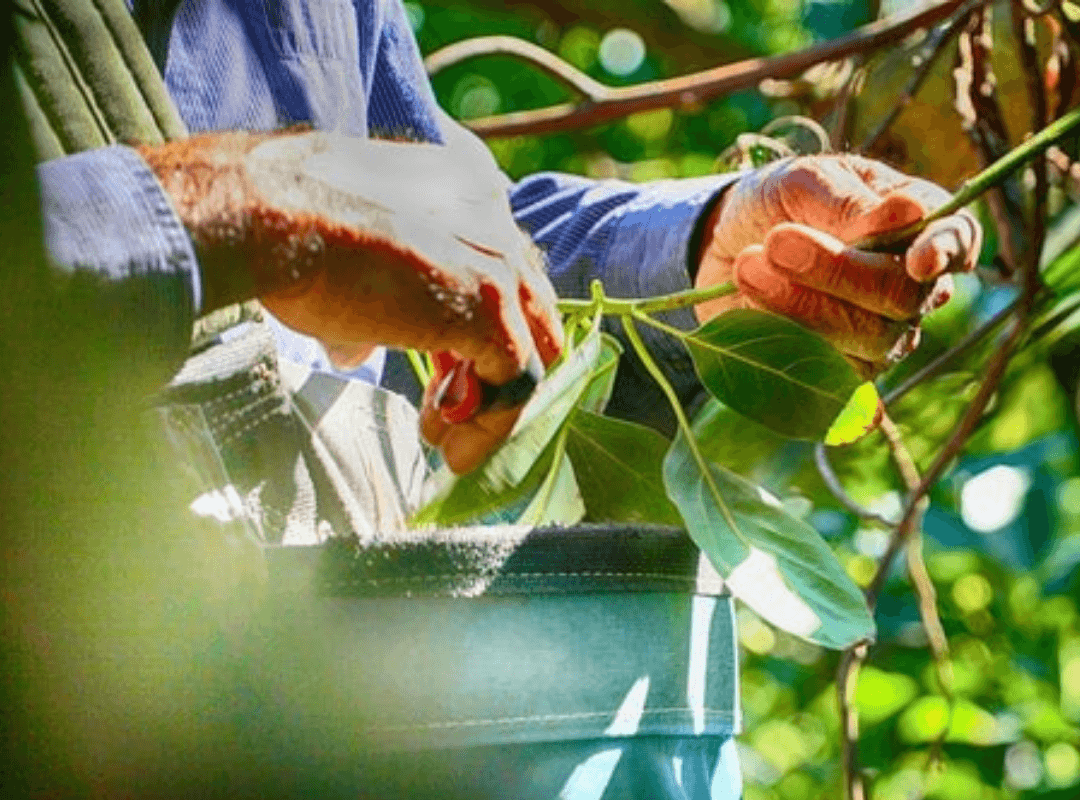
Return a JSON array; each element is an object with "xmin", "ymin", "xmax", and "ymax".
[
  {"xmin": 599, "ymin": 28, "xmax": 646, "ymax": 76},
  {"xmin": 1045, "ymin": 742, "xmax": 1080, "ymax": 788},
  {"xmin": 1005, "ymin": 741, "xmax": 1044, "ymax": 789},
  {"xmin": 952, "ymin": 573, "xmax": 993, "ymax": 613},
  {"xmin": 960, "ymin": 464, "xmax": 1030, "ymax": 533}
]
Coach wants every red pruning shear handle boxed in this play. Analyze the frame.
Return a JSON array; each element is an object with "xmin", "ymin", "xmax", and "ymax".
[{"xmin": 431, "ymin": 352, "xmax": 542, "ymax": 424}]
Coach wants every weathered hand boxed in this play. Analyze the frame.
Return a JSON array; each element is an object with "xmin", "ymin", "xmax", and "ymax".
[
  {"xmin": 141, "ymin": 130, "xmax": 562, "ymax": 474},
  {"xmin": 694, "ymin": 154, "xmax": 981, "ymax": 375}
]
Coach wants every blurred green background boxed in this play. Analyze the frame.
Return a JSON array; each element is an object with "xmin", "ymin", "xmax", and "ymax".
[{"xmin": 409, "ymin": 1, "xmax": 1080, "ymax": 798}]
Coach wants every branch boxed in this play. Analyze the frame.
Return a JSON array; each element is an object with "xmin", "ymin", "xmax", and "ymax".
[
  {"xmin": 837, "ymin": 642, "xmax": 870, "ymax": 800},
  {"xmin": 813, "ymin": 443, "xmax": 895, "ymax": 526},
  {"xmin": 867, "ymin": 318, "xmax": 1021, "ymax": 605},
  {"xmin": 424, "ymin": 36, "xmax": 610, "ymax": 102},
  {"xmin": 879, "ymin": 413, "xmax": 956, "ymax": 767},
  {"xmin": 955, "ymin": 5, "xmax": 1026, "ymax": 274},
  {"xmin": 1013, "ymin": 0, "xmax": 1050, "ymax": 268},
  {"xmin": 440, "ymin": 0, "xmax": 975, "ymax": 138},
  {"xmin": 883, "ymin": 298, "xmax": 1018, "ymax": 405}
]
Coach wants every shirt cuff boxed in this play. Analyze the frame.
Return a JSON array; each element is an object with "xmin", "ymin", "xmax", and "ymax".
[
  {"xmin": 39, "ymin": 144, "xmax": 202, "ymax": 310},
  {"xmin": 37, "ymin": 145, "xmax": 202, "ymax": 372}
]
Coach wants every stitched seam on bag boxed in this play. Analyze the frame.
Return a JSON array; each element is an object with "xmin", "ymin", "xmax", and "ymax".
[
  {"xmin": 218, "ymin": 406, "xmax": 291, "ymax": 445},
  {"xmin": 358, "ymin": 707, "xmax": 736, "ymax": 734},
  {"xmin": 322, "ymin": 571, "xmax": 698, "ymax": 588},
  {"xmin": 204, "ymin": 393, "xmax": 283, "ymax": 431},
  {"xmin": 198, "ymin": 382, "xmax": 273, "ymax": 409}
]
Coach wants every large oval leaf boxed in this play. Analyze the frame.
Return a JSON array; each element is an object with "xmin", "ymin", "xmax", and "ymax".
[
  {"xmin": 685, "ymin": 309, "xmax": 862, "ymax": 439},
  {"xmin": 565, "ymin": 409, "xmax": 682, "ymax": 525},
  {"xmin": 663, "ymin": 427, "xmax": 875, "ymax": 649}
]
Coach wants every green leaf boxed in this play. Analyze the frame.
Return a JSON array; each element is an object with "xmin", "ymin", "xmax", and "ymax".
[
  {"xmin": 413, "ymin": 435, "xmax": 558, "ymax": 526},
  {"xmin": 519, "ymin": 449, "xmax": 585, "ymax": 526},
  {"xmin": 663, "ymin": 427, "xmax": 874, "ymax": 649},
  {"xmin": 684, "ymin": 309, "xmax": 862, "ymax": 439},
  {"xmin": 690, "ymin": 399, "xmax": 795, "ymax": 484},
  {"xmin": 824, "ymin": 382, "xmax": 883, "ymax": 446},
  {"xmin": 412, "ymin": 328, "xmax": 601, "ymax": 526},
  {"xmin": 576, "ymin": 333, "xmax": 623, "ymax": 414},
  {"xmin": 1042, "ymin": 242, "xmax": 1080, "ymax": 297},
  {"xmin": 565, "ymin": 409, "xmax": 682, "ymax": 525}
]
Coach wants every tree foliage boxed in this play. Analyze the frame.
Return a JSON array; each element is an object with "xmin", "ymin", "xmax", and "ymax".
[{"xmin": 408, "ymin": 1, "xmax": 1080, "ymax": 798}]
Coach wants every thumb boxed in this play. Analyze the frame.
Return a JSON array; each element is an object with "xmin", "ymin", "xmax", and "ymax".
[{"xmin": 844, "ymin": 192, "xmax": 924, "ymax": 245}]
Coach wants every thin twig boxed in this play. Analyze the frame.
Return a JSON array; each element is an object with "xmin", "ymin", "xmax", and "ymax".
[
  {"xmin": 424, "ymin": 36, "xmax": 610, "ymax": 101},
  {"xmin": 1013, "ymin": 0, "xmax": 1050, "ymax": 268},
  {"xmin": 866, "ymin": 318, "xmax": 1023, "ymax": 606},
  {"xmin": 879, "ymin": 415, "xmax": 953, "ymax": 681},
  {"xmin": 859, "ymin": 1, "xmax": 977, "ymax": 153},
  {"xmin": 437, "ymin": 0, "xmax": 976, "ymax": 138},
  {"xmin": 837, "ymin": 642, "xmax": 870, "ymax": 800},
  {"xmin": 880, "ymin": 414, "xmax": 956, "ymax": 767},
  {"xmin": 830, "ymin": 57, "xmax": 863, "ymax": 151},
  {"xmin": 813, "ymin": 443, "xmax": 895, "ymax": 526},
  {"xmin": 883, "ymin": 298, "xmax": 1018, "ymax": 405}
]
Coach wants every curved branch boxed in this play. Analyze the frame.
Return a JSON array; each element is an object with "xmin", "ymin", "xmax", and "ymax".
[
  {"xmin": 440, "ymin": 0, "xmax": 977, "ymax": 138},
  {"xmin": 813, "ymin": 443, "xmax": 895, "ymax": 526},
  {"xmin": 424, "ymin": 36, "xmax": 611, "ymax": 102}
]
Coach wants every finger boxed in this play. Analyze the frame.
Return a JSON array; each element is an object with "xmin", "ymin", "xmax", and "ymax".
[
  {"xmin": 765, "ymin": 224, "xmax": 931, "ymax": 321},
  {"xmin": 434, "ymin": 405, "xmax": 522, "ymax": 475},
  {"xmin": 419, "ymin": 370, "xmax": 522, "ymax": 475},
  {"xmin": 843, "ymin": 191, "xmax": 926, "ymax": 244},
  {"xmin": 921, "ymin": 273, "xmax": 955, "ymax": 315},
  {"xmin": 770, "ymin": 157, "xmax": 925, "ymax": 242},
  {"xmin": 906, "ymin": 211, "xmax": 982, "ymax": 281},
  {"xmin": 734, "ymin": 245, "xmax": 913, "ymax": 364}
]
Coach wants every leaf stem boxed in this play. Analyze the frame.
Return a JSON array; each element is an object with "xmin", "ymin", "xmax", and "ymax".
[
  {"xmin": 405, "ymin": 348, "xmax": 432, "ymax": 386},
  {"xmin": 556, "ymin": 281, "xmax": 736, "ymax": 317},
  {"xmin": 523, "ymin": 426, "xmax": 571, "ymax": 525},
  {"xmin": 620, "ymin": 309, "xmax": 742, "ymax": 535},
  {"xmin": 856, "ymin": 103, "xmax": 1080, "ymax": 251}
]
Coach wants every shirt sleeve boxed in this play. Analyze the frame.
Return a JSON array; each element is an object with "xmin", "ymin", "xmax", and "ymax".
[
  {"xmin": 36, "ymin": 144, "xmax": 202, "ymax": 387},
  {"xmin": 510, "ymin": 171, "xmax": 742, "ymax": 432}
]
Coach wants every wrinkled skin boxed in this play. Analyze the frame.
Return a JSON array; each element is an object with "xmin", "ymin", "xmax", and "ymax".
[
  {"xmin": 695, "ymin": 155, "xmax": 982, "ymax": 376},
  {"xmin": 146, "ymin": 135, "xmax": 981, "ymax": 474},
  {"xmin": 142, "ymin": 131, "xmax": 562, "ymax": 475}
]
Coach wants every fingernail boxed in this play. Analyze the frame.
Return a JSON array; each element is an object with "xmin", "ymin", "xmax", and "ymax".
[
  {"xmin": 920, "ymin": 275, "xmax": 954, "ymax": 314},
  {"xmin": 768, "ymin": 228, "xmax": 817, "ymax": 274},
  {"xmin": 913, "ymin": 230, "xmax": 960, "ymax": 280},
  {"xmin": 886, "ymin": 325, "xmax": 921, "ymax": 363}
]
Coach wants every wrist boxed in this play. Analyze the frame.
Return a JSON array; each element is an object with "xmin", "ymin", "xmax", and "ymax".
[{"xmin": 689, "ymin": 184, "xmax": 731, "ymax": 286}]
